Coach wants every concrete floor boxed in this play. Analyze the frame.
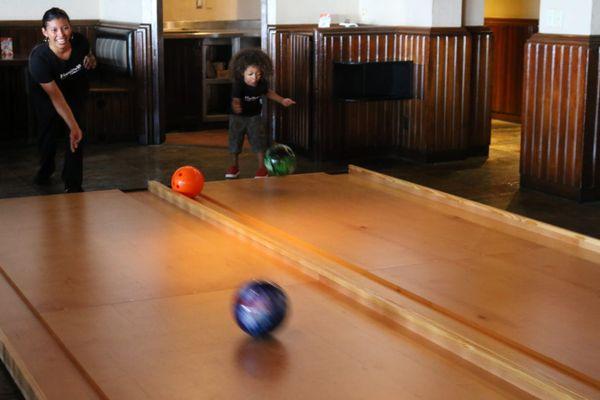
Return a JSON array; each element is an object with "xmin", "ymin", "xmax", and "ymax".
[{"xmin": 2, "ymin": 121, "xmax": 600, "ymax": 238}]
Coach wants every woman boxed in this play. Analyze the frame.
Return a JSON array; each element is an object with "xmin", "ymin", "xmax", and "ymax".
[{"xmin": 29, "ymin": 7, "xmax": 96, "ymax": 193}]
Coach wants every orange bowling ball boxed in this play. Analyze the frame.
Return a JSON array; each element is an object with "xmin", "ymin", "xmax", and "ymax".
[{"xmin": 171, "ymin": 166, "xmax": 205, "ymax": 198}]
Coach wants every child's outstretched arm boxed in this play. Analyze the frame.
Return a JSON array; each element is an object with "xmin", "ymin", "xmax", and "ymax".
[{"xmin": 267, "ymin": 90, "xmax": 296, "ymax": 107}]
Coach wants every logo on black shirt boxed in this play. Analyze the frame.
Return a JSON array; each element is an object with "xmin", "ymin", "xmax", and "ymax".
[{"xmin": 59, "ymin": 64, "xmax": 82, "ymax": 80}]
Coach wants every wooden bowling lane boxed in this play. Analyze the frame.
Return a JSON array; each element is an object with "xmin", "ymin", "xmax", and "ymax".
[
  {"xmin": 0, "ymin": 268, "xmax": 102, "ymax": 399},
  {"xmin": 0, "ymin": 190, "xmax": 535, "ymax": 399},
  {"xmin": 181, "ymin": 170, "xmax": 600, "ymax": 392}
]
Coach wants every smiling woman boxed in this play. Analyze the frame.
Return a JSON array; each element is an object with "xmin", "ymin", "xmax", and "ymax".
[{"xmin": 28, "ymin": 7, "xmax": 97, "ymax": 193}]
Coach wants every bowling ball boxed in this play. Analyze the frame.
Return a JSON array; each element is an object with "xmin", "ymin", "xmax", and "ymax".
[
  {"xmin": 264, "ymin": 144, "xmax": 296, "ymax": 176},
  {"xmin": 171, "ymin": 166, "xmax": 205, "ymax": 198},
  {"xmin": 233, "ymin": 281, "xmax": 288, "ymax": 337}
]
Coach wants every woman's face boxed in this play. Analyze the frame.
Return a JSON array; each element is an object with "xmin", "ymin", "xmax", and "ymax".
[{"xmin": 42, "ymin": 18, "xmax": 72, "ymax": 51}]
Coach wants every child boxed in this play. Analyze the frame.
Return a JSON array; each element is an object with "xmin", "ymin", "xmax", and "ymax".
[{"xmin": 225, "ymin": 48, "xmax": 295, "ymax": 179}]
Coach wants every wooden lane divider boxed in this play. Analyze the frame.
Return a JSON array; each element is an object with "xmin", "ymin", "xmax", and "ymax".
[
  {"xmin": 348, "ymin": 164, "xmax": 600, "ymax": 255},
  {"xmin": 148, "ymin": 180, "xmax": 598, "ymax": 400},
  {"xmin": 0, "ymin": 328, "xmax": 47, "ymax": 400}
]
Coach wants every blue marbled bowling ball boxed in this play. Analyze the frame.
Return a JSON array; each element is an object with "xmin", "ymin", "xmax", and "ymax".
[{"xmin": 233, "ymin": 281, "xmax": 288, "ymax": 337}]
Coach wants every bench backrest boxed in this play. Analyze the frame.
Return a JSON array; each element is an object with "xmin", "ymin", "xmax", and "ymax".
[{"xmin": 94, "ymin": 27, "xmax": 134, "ymax": 76}]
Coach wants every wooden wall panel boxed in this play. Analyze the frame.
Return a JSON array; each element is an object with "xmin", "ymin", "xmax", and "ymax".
[
  {"xmin": 486, "ymin": 18, "xmax": 537, "ymax": 123},
  {"xmin": 0, "ymin": 60, "xmax": 29, "ymax": 143},
  {"xmin": 312, "ymin": 27, "xmax": 470, "ymax": 161},
  {"xmin": 521, "ymin": 34, "xmax": 600, "ymax": 201},
  {"xmin": 132, "ymin": 23, "xmax": 152, "ymax": 144},
  {"xmin": 164, "ymin": 39, "xmax": 203, "ymax": 132},
  {"xmin": 466, "ymin": 26, "xmax": 493, "ymax": 156},
  {"xmin": 268, "ymin": 26, "xmax": 474, "ymax": 162},
  {"xmin": 85, "ymin": 90, "xmax": 134, "ymax": 142},
  {"xmin": 313, "ymin": 31, "xmax": 411, "ymax": 160},
  {"xmin": 268, "ymin": 27, "xmax": 313, "ymax": 153}
]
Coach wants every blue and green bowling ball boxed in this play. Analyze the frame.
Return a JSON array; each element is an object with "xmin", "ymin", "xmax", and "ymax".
[
  {"xmin": 233, "ymin": 280, "xmax": 288, "ymax": 337},
  {"xmin": 264, "ymin": 144, "xmax": 296, "ymax": 176}
]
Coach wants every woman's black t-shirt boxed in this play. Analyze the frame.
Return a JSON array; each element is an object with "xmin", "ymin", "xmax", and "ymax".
[
  {"xmin": 28, "ymin": 32, "xmax": 90, "ymax": 122},
  {"xmin": 231, "ymin": 79, "xmax": 268, "ymax": 116}
]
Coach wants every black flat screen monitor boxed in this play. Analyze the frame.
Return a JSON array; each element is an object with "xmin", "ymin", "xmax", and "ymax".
[{"xmin": 333, "ymin": 61, "xmax": 413, "ymax": 101}]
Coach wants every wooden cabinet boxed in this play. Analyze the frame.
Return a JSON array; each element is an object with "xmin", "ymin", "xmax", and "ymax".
[{"xmin": 201, "ymin": 38, "xmax": 234, "ymax": 122}]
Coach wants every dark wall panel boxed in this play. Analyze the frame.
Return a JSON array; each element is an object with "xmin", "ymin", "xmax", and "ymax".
[
  {"xmin": 486, "ymin": 18, "xmax": 537, "ymax": 123},
  {"xmin": 268, "ymin": 26, "xmax": 474, "ymax": 162},
  {"xmin": 164, "ymin": 39, "xmax": 203, "ymax": 132},
  {"xmin": 522, "ymin": 34, "xmax": 600, "ymax": 200},
  {"xmin": 466, "ymin": 26, "xmax": 493, "ymax": 156},
  {"xmin": 268, "ymin": 27, "xmax": 313, "ymax": 153}
]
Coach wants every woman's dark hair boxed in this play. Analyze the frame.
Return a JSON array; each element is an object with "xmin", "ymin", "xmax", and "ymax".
[
  {"xmin": 229, "ymin": 48, "xmax": 273, "ymax": 81},
  {"xmin": 42, "ymin": 7, "xmax": 71, "ymax": 28}
]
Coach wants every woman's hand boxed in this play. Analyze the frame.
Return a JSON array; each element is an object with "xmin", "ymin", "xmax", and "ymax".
[
  {"xmin": 70, "ymin": 126, "xmax": 83, "ymax": 152},
  {"xmin": 83, "ymin": 53, "xmax": 97, "ymax": 70}
]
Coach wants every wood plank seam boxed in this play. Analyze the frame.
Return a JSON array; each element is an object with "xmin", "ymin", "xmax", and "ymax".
[
  {"xmin": 0, "ymin": 266, "xmax": 110, "ymax": 400},
  {"xmin": 148, "ymin": 180, "xmax": 595, "ymax": 400}
]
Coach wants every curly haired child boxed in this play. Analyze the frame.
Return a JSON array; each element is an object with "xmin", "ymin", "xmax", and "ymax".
[{"xmin": 225, "ymin": 48, "xmax": 295, "ymax": 179}]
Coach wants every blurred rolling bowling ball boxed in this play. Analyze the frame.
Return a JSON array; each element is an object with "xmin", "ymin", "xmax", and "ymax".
[
  {"xmin": 233, "ymin": 281, "xmax": 288, "ymax": 338},
  {"xmin": 171, "ymin": 166, "xmax": 205, "ymax": 198},
  {"xmin": 264, "ymin": 144, "xmax": 296, "ymax": 176}
]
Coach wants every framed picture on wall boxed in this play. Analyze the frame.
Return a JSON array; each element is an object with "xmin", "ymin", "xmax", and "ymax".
[{"xmin": 196, "ymin": 0, "xmax": 203, "ymax": 8}]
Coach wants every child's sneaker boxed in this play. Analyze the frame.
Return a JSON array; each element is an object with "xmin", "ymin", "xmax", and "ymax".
[
  {"xmin": 225, "ymin": 165, "xmax": 240, "ymax": 179},
  {"xmin": 254, "ymin": 166, "xmax": 268, "ymax": 178}
]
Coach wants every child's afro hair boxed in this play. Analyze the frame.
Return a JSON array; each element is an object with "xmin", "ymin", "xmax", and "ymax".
[{"xmin": 229, "ymin": 48, "xmax": 274, "ymax": 81}]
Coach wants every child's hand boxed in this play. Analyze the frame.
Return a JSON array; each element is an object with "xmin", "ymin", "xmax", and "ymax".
[
  {"xmin": 232, "ymin": 98, "xmax": 242, "ymax": 114},
  {"xmin": 281, "ymin": 98, "xmax": 296, "ymax": 107}
]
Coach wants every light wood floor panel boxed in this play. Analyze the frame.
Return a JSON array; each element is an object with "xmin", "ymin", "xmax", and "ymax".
[
  {"xmin": 198, "ymin": 173, "xmax": 600, "ymax": 386},
  {"xmin": 0, "ymin": 271, "xmax": 102, "ymax": 399},
  {"xmin": 0, "ymin": 190, "xmax": 533, "ymax": 399}
]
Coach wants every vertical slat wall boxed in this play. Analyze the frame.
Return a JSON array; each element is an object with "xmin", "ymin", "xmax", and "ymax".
[
  {"xmin": 312, "ymin": 27, "xmax": 470, "ymax": 161},
  {"xmin": 312, "ymin": 29, "xmax": 425, "ymax": 160},
  {"xmin": 268, "ymin": 26, "xmax": 477, "ymax": 162},
  {"xmin": 466, "ymin": 26, "xmax": 493, "ymax": 156},
  {"xmin": 85, "ymin": 90, "xmax": 134, "ymax": 142},
  {"xmin": 425, "ymin": 29, "xmax": 471, "ymax": 157},
  {"xmin": 133, "ymin": 23, "xmax": 152, "ymax": 144},
  {"xmin": 521, "ymin": 34, "xmax": 600, "ymax": 200},
  {"xmin": 268, "ymin": 26, "xmax": 314, "ymax": 153},
  {"xmin": 486, "ymin": 18, "xmax": 538, "ymax": 123}
]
